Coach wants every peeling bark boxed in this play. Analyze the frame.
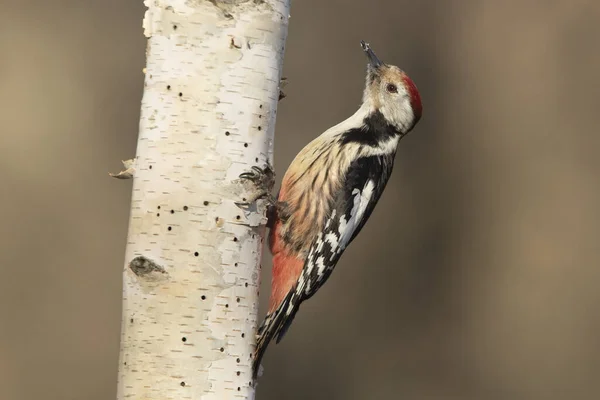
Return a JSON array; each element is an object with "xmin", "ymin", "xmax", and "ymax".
[
  {"xmin": 116, "ymin": 0, "xmax": 290, "ymax": 399},
  {"xmin": 110, "ymin": 158, "xmax": 136, "ymax": 179}
]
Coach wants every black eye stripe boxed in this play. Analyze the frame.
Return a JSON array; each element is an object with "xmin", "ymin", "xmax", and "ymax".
[{"xmin": 386, "ymin": 83, "xmax": 398, "ymax": 93}]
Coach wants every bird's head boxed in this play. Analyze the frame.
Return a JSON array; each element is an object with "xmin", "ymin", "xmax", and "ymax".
[{"xmin": 360, "ymin": 41, "xmax": 422, "ymax": 134}]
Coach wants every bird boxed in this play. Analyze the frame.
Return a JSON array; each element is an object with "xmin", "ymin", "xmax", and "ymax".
[{"xmin": 241, "ymin": 40, "xmax": 422, "ymax": 380}]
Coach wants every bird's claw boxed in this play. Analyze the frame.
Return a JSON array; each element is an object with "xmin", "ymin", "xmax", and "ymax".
[
  {"xmin": 239, "ymin": 166, "xmax": 267, "ymax": 181},
  {"xmin": 238, "ymin": 163, "xmax": 276, "ymax": 208}
]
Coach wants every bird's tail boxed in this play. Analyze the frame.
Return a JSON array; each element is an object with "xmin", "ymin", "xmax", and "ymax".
[{"xmin": 252, "ymin": 292, "xmax": 300, "ymax": 381}]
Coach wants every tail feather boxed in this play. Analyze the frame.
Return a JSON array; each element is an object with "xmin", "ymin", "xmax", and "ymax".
[
  {"xmin": 275, "ymin": 305, "xmax": 299, "ymax": 344},
  {"xmin": 252, "ymin": 292, "xmax": 299, "ymax": 381}
]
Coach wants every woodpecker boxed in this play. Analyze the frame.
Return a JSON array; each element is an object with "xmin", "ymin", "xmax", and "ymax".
[{"xmin": 242, "ymin": 41, "xmax": 422, "ymax": 380}]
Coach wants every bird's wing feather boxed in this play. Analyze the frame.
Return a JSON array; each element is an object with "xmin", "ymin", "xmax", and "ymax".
[{"xmin": 274, "ymin": 154, "xmax": 395, "ymax": 342}]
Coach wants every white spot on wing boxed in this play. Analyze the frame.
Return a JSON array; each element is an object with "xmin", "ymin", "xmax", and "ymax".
[
  {"xmin": 316, "ymin": 239, "xmax": 324, "ymax": 252},
  {"xmin": 338, "ymin": 215, "xmax": 347, "ymax": 237},
  {"xmin": 316, "ymin": 256, "xmax": 326, "ymax": 278},
  {"xmin": 339, "ymin": 180, "xmax": 375, "ymax": 250},
  {"xmin": 325, "ymin": 232, "xmax": 338, "ymax": 246},
  {"xmin": 286, "ymin": 302, "xmax": 295, "ymax": 315},
  {"xmin": 298, "ymin": 273, "xmax": 306, "ymax": 286}
]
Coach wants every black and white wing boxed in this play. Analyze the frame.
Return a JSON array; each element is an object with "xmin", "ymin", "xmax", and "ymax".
[{"xmin": 274, "ymin": 154, "xmax": 395, "ymax": 342}]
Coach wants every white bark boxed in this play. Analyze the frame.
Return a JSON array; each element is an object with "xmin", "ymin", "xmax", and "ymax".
[{"xmin": 116, "ymin": 1, "xmax": 290, "ymax": 399}]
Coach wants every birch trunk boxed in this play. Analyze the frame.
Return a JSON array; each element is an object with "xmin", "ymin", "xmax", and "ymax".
[{"xmin": 116, "ymin": 1, "xmax": 290, "ymax": 399}]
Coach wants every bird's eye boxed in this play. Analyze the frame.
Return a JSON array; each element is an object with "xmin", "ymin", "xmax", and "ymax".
[{"xmin": 386, "ymin": 83, "xmax": 398, "ymax": 93}]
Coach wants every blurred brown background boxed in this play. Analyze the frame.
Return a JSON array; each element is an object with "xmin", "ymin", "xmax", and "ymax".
[{"xmin": 2, "ymin": 0, "xmax": 600, "ymax": 399}]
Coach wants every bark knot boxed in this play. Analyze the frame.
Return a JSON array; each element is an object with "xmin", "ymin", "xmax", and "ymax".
[{"xmin": 129, "ymin": 256, "xmax": 169, "ymax": 281}]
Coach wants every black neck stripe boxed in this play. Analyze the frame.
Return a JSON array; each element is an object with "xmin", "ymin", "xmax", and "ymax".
[{"xmin": 340, "ymin": 110, "xmax": 399, "ymax": 146}]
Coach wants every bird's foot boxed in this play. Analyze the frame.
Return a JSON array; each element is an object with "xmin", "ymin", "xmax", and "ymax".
[{"xmin": 237, "ymin": 163, "xmax": 276, "ymax": 207}]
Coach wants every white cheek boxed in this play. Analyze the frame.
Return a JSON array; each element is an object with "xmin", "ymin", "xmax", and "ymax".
[
  {"xmin": 380, "ymin": 96, "xmax": 414, "ymax": 132},
  {"xmin": 398, "ymin": 98, "xmax": 414, "ymax": 124}
]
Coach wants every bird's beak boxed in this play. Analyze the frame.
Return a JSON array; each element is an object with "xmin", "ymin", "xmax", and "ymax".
[{"xmin": 360, "ymin": 40, "xmax": 383, "ymax": 68}]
